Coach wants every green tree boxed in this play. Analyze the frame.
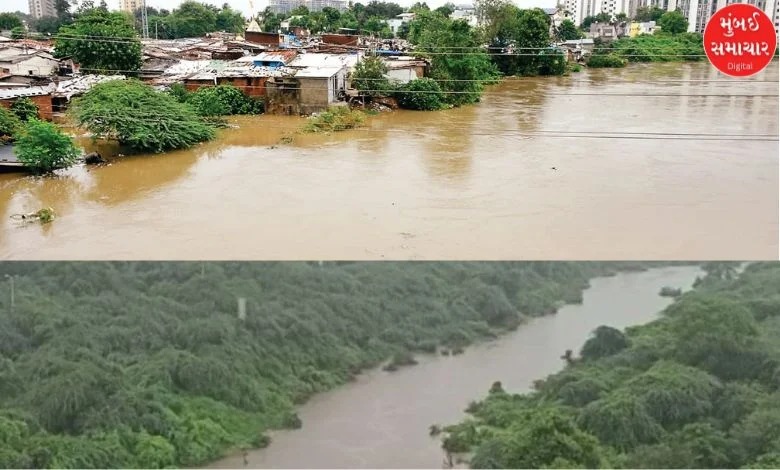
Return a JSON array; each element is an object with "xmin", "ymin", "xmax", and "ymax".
[
  {"xmin": 0, "ymin": 106, "xmax": 22, "ymax": 144},
  {"xmin": 351, "ymin": 55, "xmax": 391, "ymax": 97},
  {"xmin": 10, "ymin": 27, "xmax": 25, "ymax": 40},
  {"xmin": 10, "ymin": 98, "xmax": 40, "ymax": 122},
  {"xmin": 581, "ymin": 12, "xmax": 610, "ymax": 28},
  {"xmin": 188, "ymin": 85, "xmax": 263, "ymax": 116},
  {"xmin": 55, "ymin": 8, "xmax": 142, "ymax": 74},
  {"xmin": 72, "ymin": 79, "xmax": 216, "ymax": 153},
  {"xmin": 556, "ymin": 19, "xmax": 582, "ymax": 40},
  {"xmin": 394, "ymin": 78, "xmax": 445, "ymax": 110},
  {"xmin": 0, "ymin": 13, "xmax": 23, "ymax": 30},
  {"xmin": 658, "ymin": 10, "xmax": 688, "ymax": 34},
  {"xmin": 216, "ymin": 5, "xmax": 245, "ymax": 33},
  {"xmin": 31, "ymin": 16, "xmax": 62, "ymax": 34},
  {"xmin": 167, "ymin": 1, "xmax": 218, "ymax": 38},
  {"xmin": 580, "ymin": 326, "xmax": 629, "ymax": 360},
  {"xmin": 634, "ymin": 6, "xmax": 665, "ymax": 22},
  {"xmin": 13, "ymin": 120, "xmax": 80, "ymax": 172}
]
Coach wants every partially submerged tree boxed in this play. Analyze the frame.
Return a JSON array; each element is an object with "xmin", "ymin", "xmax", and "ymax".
[
  {"xmin": 72, "ymin": 79, "xmax": 216, "ymax": 153},
  {"xmin": 13, "ymin": 120, "xmax": 79, "ymax": 172}
]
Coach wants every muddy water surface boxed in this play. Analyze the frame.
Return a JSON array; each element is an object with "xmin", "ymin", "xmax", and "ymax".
[
  {"xmin": 0, "ymin": 63, "xmax": 777, "ymax": 259},
  {"xmin": 208, "ymin": 266, "xmax": 703, "ymax": 469}
]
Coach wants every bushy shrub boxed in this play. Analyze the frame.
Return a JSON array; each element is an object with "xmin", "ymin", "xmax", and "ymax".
[
  {"xmin": 13, "ymin": 120, "xmax": 79, "ymax": 172},
  {"xmin": 394, "ymin": 78, "xmax": 444, "ymax": 111},
  {"xmin": 587, "ymin": 54, "xmax": 627, "ymax": 68},
  {"xmin": 537, "ymin": 50, "xmax": 567, "ymax": 76},
  {"xmin": 303, "ymin": 106, "xmax": 365, "ymax": 133},
  {"xmin": 10, "ymin": 98, "xmax": 40, "ymax": 122},
  {"xmin": 72, "ymin": 79, "xmax": 216, "ymax": 153},
  {"xmin": 188, "ymin": 85, "xmax": 263, "ymax": 117},
  {"xmin": 0, "ymin": 106, "xmax": 22, "ymax": 144}
]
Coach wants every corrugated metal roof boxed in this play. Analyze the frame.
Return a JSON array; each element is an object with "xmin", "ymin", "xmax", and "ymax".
[
  {"xmin": 288, "ymin": 52, "xmax": 359, "ymax": 69},
  {"xmin": 294, "ymin": 66, "xmax": 343, "ymax": 78},
  {"xmin": 0, "ymin": 85, "xmax": 52, "ymax": 100}
]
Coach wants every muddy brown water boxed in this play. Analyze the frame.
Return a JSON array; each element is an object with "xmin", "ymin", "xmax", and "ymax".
[
  {"xmin": 0, "ymin": 63, "xmax": 777, "ymax": 260},
  {"xmin": 207, "ymin": 266, "xmax": 703, "ymax": 469}
]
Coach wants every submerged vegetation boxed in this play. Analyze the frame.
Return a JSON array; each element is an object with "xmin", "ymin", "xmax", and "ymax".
[
  {"xmin": 588, "ymin": 33, "xmax": 705, "ymax": 68},
  {"xmin": 441, "ymin": 262, "xmax": 780, "ymax": 469},
  {"xmin": 303, "ymin": 106, "xmax": 366, "ymax": 133},
  {"xmin": 72, "ymin": 79, "xmax": 216, "ymax": 153},
  {"xmin": 0, "ymin": 261, "xmax": 668, "ymax": 468}
]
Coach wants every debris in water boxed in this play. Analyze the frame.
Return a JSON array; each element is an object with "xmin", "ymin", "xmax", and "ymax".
[{"xmin": 10, "ymin": 207, "xmax": 55, "ymax": 224}]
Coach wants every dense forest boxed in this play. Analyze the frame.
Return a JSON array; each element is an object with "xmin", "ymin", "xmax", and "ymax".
[
  {"xmin": 0, "ymin": 261, "xmax": 670, "ymax": 468},
  {"xmin": 440, "ymin": 262, "xmax": 780, "ymax": 469}
]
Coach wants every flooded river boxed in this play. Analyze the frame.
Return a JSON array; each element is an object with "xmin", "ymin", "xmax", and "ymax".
[
  {"xmin": 209, "ymin": 265, "xmax": 703, "ymax": 469},
  {"xmin": 1, "ymin": 63, "xmax": 777, "ymax": 260}
]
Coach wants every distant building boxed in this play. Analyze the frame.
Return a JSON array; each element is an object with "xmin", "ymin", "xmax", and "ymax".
[
  {"xmin": 542, "ymin": 7, "xmax": 565, "ymax": 36},
  {"xmin": 119, "ymin": 0, "xmax": 143, "ymax": 13},
  {"xmin": 267, "ymin": 0, "xmax": 347, "ymax": 14},
  {"xmin": 451, "ymin": 4, "xmax": 478, "ymax": 26},
  {"xmin": 628, "ymin": 20, "xmax": 657, "ymax": 36},
  {"xmin": 28, "ymin": 0, "xmax": 56, "ymax": 19},
  {"xmin": 385, "ymin": 12, "xmax": 415, "ymax": 36},
  {"xmin": 589, "ymin": 21, "xmax": 629, "ymax": 39}
]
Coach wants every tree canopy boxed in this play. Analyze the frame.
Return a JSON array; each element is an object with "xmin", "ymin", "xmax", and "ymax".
[
  {"xmin": 657, "ymin": 10, "xmax": 689, "ymax": 34},
  {"xmin": 54, "ymin": 8, "xmax": 142, "ymax": 74},
  {"xmin": 442, "ymin": 262, "xmax": 780, "ymax": 469},
  {"xmin": 71, "ymin": 79, "xmax": 216, "ymax": 153},
  {"xmin": 0, "ymin": 261, "xmax": 666, "ymax": 468}
]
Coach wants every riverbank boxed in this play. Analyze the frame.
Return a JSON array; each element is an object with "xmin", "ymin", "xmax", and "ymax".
[
  {"xmin": 441, "ymin": 262, "xmax": 778, "ymax": 469},
  {"xmin": 208, "ymin": 265, "xmax": 703, "ymax": 468},
  {"xmin": 0, "ymin": 62, "xmax": 776, "ymax": 260},
  {"xmin": 0, "ymin": 262, "xmax": 686, "ymax": 469}
]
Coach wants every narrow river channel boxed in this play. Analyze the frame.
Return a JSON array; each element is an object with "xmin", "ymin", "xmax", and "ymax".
[
  {"xmin": 0, "ymin": 63, "xmax": 777, "ymax": 260},
  {"xmin": 209, "ymin": 265, "xmax": 703, "ymax": 469}
]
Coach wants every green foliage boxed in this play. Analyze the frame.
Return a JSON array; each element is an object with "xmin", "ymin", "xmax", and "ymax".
[
  {"xmin": 445, "ymin": 262, "xmax": 780, "ymax": 469},
  {"xmin": 0, "ymin": 262, "xmax": 662, "ymax": 468},
  {"xmin": 658, "ymin": 10, "xmax": 688, "ymax": 34},
  {"xmin": 409, "ymin": 11, "xmax": 499, "ymax": 105},
  {"xmin": 587, "ymin": 53, "xmax": 627, "ymax": 68},
  {"xmin": 55, "ymin": 8, "xmax": 142, "ymax": 74},
  {"xmin": 0, "ymin": 13, "xmax": 24, "ymax": 30},
  {"xmin": 0, "ymin": 106, "xmax": 22, "ymax": 145},
  {"xmin": 581, "ymin": 12, "xmax": 611, "ymax": 29},
  {"xmin": 600, "ymin": 32, "xmax": 704, "ymax": 63},
  {"xmin": 634, "ymin": 6, "xmax": 665, "ymax": 22},
  {"xmin": 351, "ymin": 56, "xmax": 391, "ymax": 98},
  {"xmin": 10, "ymin": 26, "xmax": 25, "ymax": 40},
  {"xmin": 187, "ymin": 85, "xmax": 264, "ymax": 117},
  {"xmin": 537, "ymin": 49, "xmax": 566, "ymax": 76},
  {"xmin": 394, "ymin": 78, "xmax": 445, "ymax": 110},
  {"xmin": 580, "ymin": 326, "xmax": 630, "ymax": 361},
  {"xmin": 556, "ymin": 19, "xmax": 582, "ymax": 40},
  {"xmin": 13, "ymin": 120, "xmax": 79, "ymax": 172},
  {"xmin": 303, "ymin": 106, "xmax": 366, "ymax": 133},
  {"xmin": 10, "ymin": 98, "xmax": 40, "ymax": 122},
  {"xmin": 72, "ymin": 79, "xmax": 215, "ymax": 153}
]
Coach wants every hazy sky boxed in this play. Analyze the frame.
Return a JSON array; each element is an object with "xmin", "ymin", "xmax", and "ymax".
[{"xmin": 3, "ymin": 0, "xmax": 555, "ymax": 17}]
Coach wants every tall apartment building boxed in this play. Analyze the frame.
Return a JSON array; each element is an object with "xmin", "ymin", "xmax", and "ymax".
[
  {"xmin": 268, "ymin": 0, "xmax": 347, "ymax": 14},
  {"xmin": 28, "ymin": 0, "xmax": 56, "ymax": 19},
  {"xmin": 119, "ymin": 0, "xmax": 144, "ymax": 13},
  {"xmin": 570, "ymin": 0, "xmax": 778, "ymax": 39}
]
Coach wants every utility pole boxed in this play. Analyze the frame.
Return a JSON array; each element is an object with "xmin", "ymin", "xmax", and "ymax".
[
  {"xmin": 4, "ymin": 274, "xmax": 14, "ymax": 311},
  {"xmin": 141, "ymin": 0, "xmax": 150, "ymax": 39}
]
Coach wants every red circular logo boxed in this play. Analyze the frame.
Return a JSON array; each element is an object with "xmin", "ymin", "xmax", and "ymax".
[{"xmin": 703, "ymin": 3, "xmax": 777, "ymax": 77}]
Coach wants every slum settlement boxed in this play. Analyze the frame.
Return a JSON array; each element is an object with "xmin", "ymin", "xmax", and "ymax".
[{"xmin": 0, "ymin": 23, "xmax": 432, "ymax": 118}]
